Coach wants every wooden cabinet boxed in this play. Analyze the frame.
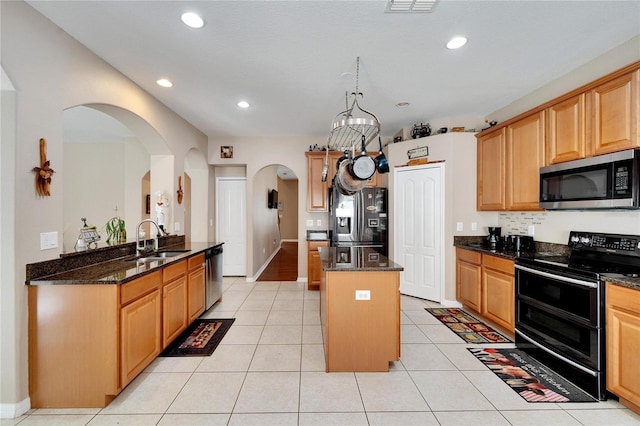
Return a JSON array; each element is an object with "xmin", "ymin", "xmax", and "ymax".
[
  {"xmin": 477, "ymin": 128, "xmax": 506, "ymax": 210},
  {"xmin": 546, "ymin": 93, "xmax": 587, "ymax": 164},
  {"xmin": 591, "ymin": 70, "xmax": 639, "ymax": 156},
  {"xmin": 456, "ymin": 248, "xmax": 482, "ymax": 312},
  {"xmin": 606, "ymin": 283, "xmax": 640, "ymax": 414},
  {"xmin": 162, "ymin": 260, "xmax": 188, "ymax": 348},
  {"xmin": 120, "ymin": 287, "xmax": 162, "ymax": 387},
  {"xmin": 306, "ymin": 152, "xmax": 328, "ymax": 211},
  {"xmin": 481, "ymin": 255, "xmax": 515, "ymax": 332},
  {"xmin": 307, "ymin": 240, "xmax": 329, "ymax": 291},
  {"xmin": 455, "ymin": 248, "xmax": 515, "ymax": 334},
  {"xmin": 506, "ymin": 112, "xmax": 545, "ymax": 211},
  {"xmin": 187, "ymin": 254, "xmax": 206, "ymax": 322}
]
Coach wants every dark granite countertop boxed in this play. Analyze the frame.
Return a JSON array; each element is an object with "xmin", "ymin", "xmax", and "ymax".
[
  {"xmin": 319, "ymin": 246, "xmax": 403, "ymax": 272},
  {"xmin": 453, "ymin": 236, "xmax": 640, "ymax": 291},
  {"xmin": 28, "ymin": 241, "xmax": 223, "ymax": 286}
]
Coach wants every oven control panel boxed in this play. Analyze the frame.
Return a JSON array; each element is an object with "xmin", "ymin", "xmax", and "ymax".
[{"xmin": 568, "ymin": 231, "xmax": 640, "ymax": 255}]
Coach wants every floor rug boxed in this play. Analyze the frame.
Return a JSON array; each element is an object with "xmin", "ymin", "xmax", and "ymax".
[
  {"xmin": 469, "ymin": 348, "xmax": 596, "ymax": 402},
  {"xmin": 426, "ymin": 308, "xmax": 511, "ymax": 343},
  {"xmin": 160, "ymin": 318, "xmax": 235, "ymax": 357}
]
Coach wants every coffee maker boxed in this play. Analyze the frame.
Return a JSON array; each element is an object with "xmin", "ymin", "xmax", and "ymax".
[{"xmin": 487, "ymin": 227, "xmax": 501, "ymax": 250}]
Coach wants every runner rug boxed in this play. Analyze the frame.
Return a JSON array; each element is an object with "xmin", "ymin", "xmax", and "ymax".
[
  {"xmin": 425, "ymin": 308, "xmax": 511, "ymax": 343},
  {"xmin": 469, "ymin": 348, "xmax": 596, "ymax": 402},
  {"xmin": 160, "ymin": 318, "xmax": 235, "ymax": 357}
]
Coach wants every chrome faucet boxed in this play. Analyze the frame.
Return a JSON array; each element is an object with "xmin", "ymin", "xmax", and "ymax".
[{"xmin": 136, "ymin": 219, "xmax": 161, "ymax": 256}]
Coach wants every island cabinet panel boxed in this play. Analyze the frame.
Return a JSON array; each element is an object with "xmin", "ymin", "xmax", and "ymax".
[
  {"xmin": 120, "ymin": 289, "xmax": 162, "ymax": 387},
  {"xmin": 591, "ymin": 70, "xmax": 639, "ymax": 156},
  {"xmin": 321, "ymin": 270, "xmax": 400, "ymax": 372},
  {"xmin": 606, "ymin": 283, "xmax": 640, "ymax": 414},
  {"xmin": 28, "ymin": 284, "xmax": 120, "ymax": 408},
  {"xmin": 162, "ymin": 260, "xmax": 188, "ymax": 348}
]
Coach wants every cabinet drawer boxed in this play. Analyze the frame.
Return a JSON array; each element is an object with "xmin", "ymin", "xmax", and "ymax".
[
  {"xmin": 188, "ymin": 253, "xmax": 205, "ymax": 270},
  {"xmin": 607, "ymin": 283, "xmax": 640, "ymax": 315},
  {"xmin": 308, "ymin": 240, "xmax": 329, "ymax": 252},
  {"xmin": 482, "ymin": 255, "xmax": 514, "ymax": 275},
  {"xmin": 456, "ymin": 248, "xmax": 481, "ymax": 265},
  {"xmin": 121, "ymin": 271, "xmax": 162, "ymax": 306},
  {"xmin": 163, "ymin": 260, "xmax": 187, "ymax": 283}
]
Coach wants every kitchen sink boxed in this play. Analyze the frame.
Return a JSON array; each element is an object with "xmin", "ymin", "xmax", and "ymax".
[{"xmin": 129, "ymin": 250, "xmax": 190, "ymax": 263}]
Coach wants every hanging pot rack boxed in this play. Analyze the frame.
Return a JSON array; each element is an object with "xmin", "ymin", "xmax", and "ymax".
[{"xmin": 326, "ymin": 57, "xmax": 381, "ymax": 152}]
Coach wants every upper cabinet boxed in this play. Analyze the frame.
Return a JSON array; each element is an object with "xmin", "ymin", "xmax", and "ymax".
[
  {"xmin": 306, "ymin": 152, "xmax": 328, "ymax": 211},
  {"xmin": 546, "ymin": 93, "xmax": 586, "ymax": 164},
  {"xmin": 591, "ymin": 70, "xmax": 640, "ymax": 156},
  {"xmin": 477, "ymin": 62, "xmax": 640, "ymax": 211},
  {"xmin": 506, "ymin": 111, "xmax": 545, "ymax": 211},
  {"xmin": 477, "ymin": 128, "xmax": 506, "ymax": 210}
]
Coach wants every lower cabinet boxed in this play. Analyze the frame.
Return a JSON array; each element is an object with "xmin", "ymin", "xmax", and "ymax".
[
  {"xmin": 162, "ymin": 260, "xmax": 188, "ymax": 348},
  {"xmin": 606, "ymin": 283, "xmax": 640, "ymax": 414},
  {"xmin": 307, "ymin": 240, "xmax": 329, "ymax": 290},
  {"xmin": 187, "ymin": 253, "xmax": 206, "ymax": 322},
  {"xmin": 456, "ymin": 248, "xmax": 515, "ymax": 334}
]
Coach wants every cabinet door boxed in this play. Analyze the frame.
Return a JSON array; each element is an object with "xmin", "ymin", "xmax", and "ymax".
[
  {"xmin": 547, "ymin": 94, "xmax": 586, "ymax": 164},
  {"xmin": 163, "ymin": 276, "xmax": 189, "ymax": 348},
  {"xmin": 120, "ymin": 290, "xmax": 162, "ymax": 387},
  {"xmin": 591, "ymin": 70, "xmax": 639, "ymax": 155},
  {"xmin": 307, "ymin": 153, "xmax": 328, "ymax": 211},
  {"xmin": 477, "ymin": 128, "xmax": 506, "ymax": 210},
  {"xmin": 606, "ymin": 284, "xmax": 640, "ymax": 410},
  {"xmin": 506, "ymin": 112, "xmax": 545, "ymax": 211},
  {"xmin": 188, "ymin": 265, "xmax": 206, "ymax": 322},
  {"xmin": 456, "ymin": 249, "xmax": 482, "ymax": 313},
  {"xmin": 482, "ymin": 266, "xmax": 514, "ymax": 333},
  {"xmin": 307, "ymin": 240, "xmax": 329, "ymax": 291}
]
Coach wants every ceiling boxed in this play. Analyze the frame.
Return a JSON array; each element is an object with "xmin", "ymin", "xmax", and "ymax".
[{"xmin": 29, "ymin": 1, "xmax": 640, "ymax": 143}]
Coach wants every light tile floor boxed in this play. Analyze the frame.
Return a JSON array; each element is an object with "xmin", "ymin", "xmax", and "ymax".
[{"xmin": 7, "ymin": 277, "xmax": 640, "ymax": 426}]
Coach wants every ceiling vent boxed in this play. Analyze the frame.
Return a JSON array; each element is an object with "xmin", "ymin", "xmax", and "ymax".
[{"xmin": 386, "ymin": 0, "xmax": 439, "ymax": 13}]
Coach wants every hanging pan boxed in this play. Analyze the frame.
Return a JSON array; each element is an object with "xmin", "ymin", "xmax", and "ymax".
[
  {"xmin": 348, "ymin": 135, "xmax": 376, "ymax": 181},
  {"xmin": 375, "ymin": 136, "xmax": 389, "ymax": 174}
]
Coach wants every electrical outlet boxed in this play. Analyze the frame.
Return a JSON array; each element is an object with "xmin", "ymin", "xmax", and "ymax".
[
  {"xmin": 355, "ymin": 290, "xmax": 371, "ymax": 300},
  {"xmin": 306, "ymin": 219, "xmax": 313, "ymax": 227},
  {"xmin": 471, "ymin": 222, "xmax": 478, "ymax": 231},
  {"xmin": 174, "ymin": 222, "xmax": 180, "ymax": 231},
  {"xmin": 40, "ymin": 232, "xmax": 58, "ymax": 250},
  {"xmin": 528, "ymin": 225, "xmax": 535, "ymax": 236},
  {"xmin": 456, "ymin": 222, "xmax": 463, "ymax": 232},
  {"xmin": 316, "ymin": 219, "xmax": 322, "ymax": 226}
]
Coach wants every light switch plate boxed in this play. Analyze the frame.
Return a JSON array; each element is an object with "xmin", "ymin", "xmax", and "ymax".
[
  {"xmin": 306, "ymin": 219, "xmax": 313, "ymax": 226},
  {"xmin": 316, "ymin": 219, "xmax": 322, "ymax": 226},
  {"xmin": 527, "ymin": 225, "xmax": 535, "ymax": 236},
  {"xmin": 471, "ymin": 222, "xmax": 478, "ymax": 231},
  {"xmin": 40, "ymin": 232, "xmax": 58, "ymax": 250},
  {"xmin": 174, "ymin": 222, "xmax": 181, "ymax": 231},
  {"xmin": 456, "ymin": 222, "xmax": 463, "ymax": 232}
]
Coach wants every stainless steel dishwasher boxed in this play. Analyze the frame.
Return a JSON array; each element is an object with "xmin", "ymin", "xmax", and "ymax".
[{"xmin": 205, "ymin": 244, "xmax": 223, "ymax": 310}]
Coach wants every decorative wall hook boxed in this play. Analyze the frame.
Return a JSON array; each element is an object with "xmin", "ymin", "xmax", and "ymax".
[
  {"xmin": 32, "ymin": 138, "xmax": 55, "ymax": 196},
  {"xmin": 177, "ymin": 175, "xmax": 184, "ymax": 204}
]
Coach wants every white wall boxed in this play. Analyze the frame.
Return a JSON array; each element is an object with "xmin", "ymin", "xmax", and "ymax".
[
  {"xmin": 0, "ymin": 1, "xmax": 208, "ymax": 417},
  {"xmin": 251, "ymin": 166, "xmax": 281, "ymax": 278}
]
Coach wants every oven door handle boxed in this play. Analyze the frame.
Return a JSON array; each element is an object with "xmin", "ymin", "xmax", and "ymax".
[{"xmin": 515, "ymin": 264, "xmax": 598, "ymax": 289}]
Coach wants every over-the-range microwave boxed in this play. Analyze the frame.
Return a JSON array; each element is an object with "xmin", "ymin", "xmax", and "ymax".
[{"xmin": 539, "ymin": 149, "xmax": 640, "ymax": 210}]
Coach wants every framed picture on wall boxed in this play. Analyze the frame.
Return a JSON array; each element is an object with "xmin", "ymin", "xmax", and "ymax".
[{"xmin": 221, "ymin": 146, "xmax": 233, "ymax": 158}]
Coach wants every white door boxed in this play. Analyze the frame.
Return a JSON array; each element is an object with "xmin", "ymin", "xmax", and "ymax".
[
  {"xmin": 394, "ymin": 164, "xmax": 444, "ymax": 302},
  {"xmin": 216, "ymin": 178, "xmax": 247, "ymax": 276}
]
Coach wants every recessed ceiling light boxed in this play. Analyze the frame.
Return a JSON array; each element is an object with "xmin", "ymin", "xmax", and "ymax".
[
  {"xmin": 156, "ymin": 78, "xmax": 173, "ymax": 88},
  {"xmin": 395, "ymin": 102, "xmax": 410, "ymax": 107},
  {"xmin": 446, "ymin": 36, "xmax": 468, "ymax": 49},
  {"xmin": 237, "ymin": 101, "xmax": 250, "ymax": 109},
  {"xmin": 181, "ymin": 12, "xmax": 204, "ymax": 29}
]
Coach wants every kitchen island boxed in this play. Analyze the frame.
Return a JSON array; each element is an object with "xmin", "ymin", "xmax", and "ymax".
[{"xmin": 319, "ymin": 246, "xmax": 403, "ymax": 372}]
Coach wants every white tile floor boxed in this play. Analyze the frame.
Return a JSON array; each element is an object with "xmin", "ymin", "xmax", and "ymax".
[{"xmin": 7, "ymin": 278, "xmax": 640, "ymax": 426}]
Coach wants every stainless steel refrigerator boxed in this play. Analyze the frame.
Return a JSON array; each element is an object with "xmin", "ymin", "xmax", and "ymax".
[{"xmin": 329, "ymin": 187, "xmax": 388, "ymax": 258}]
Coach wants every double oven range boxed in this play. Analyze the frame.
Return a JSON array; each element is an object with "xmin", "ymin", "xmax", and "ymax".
[{"xmin": 515, "ymin": 231, "xmax": 640, "ymax": 400}]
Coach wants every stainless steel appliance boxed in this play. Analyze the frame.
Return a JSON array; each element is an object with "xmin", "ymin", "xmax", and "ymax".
[
  {"xmin": 487, "ymin": 226, "xmax": 502, "ymax": 250},
  {"xmin": 515, "ymin": 231, "xmax": 640, "ymax": 400},
  {"xmin": 205, "ymin": 244, "xmax": 223, "ymax": 310},
  {"xmin": 539, "ymin": 148, "xmax": 640, "ymax": 210},
  {"xmin": 329, "ymin": 187, "xmax": 388, "ymax": 257}
]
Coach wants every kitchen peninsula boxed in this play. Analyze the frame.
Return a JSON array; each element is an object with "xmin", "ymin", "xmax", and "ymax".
[
  {"xmin": 26, "ymin": 237, "xmax": 222, "ymax": 408},
  {"xmin": 319, "ymin": 246, "xmax": 403, "ymax": 372}
]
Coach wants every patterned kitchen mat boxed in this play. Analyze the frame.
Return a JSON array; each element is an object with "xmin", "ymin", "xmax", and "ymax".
[
  {"xmin": 160, "ymin": 318, "xmax": 235, "ymax": 357},
  {"xmin": 469, "ymin": 348, "xmax": 596, "ymax": 402},
  {"xmin": 425, "ymin": 308, "xmax": 511, "ymax": 343}
]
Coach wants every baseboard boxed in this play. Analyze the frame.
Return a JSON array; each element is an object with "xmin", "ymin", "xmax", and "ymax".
[
  {"xmin": 0, "ymin": 397, "xmax": 30, "ymax": 419},
  {"xmin": 440, "ymin": 298, "xmax": 463, "ymax": 308},
  {"xmin": 297, "ymin": 277, "xmax": 307, "ymax": 283},
  {"xmin": 252, "ymin": 244, "xmax": 282, "ymax": 281}
]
